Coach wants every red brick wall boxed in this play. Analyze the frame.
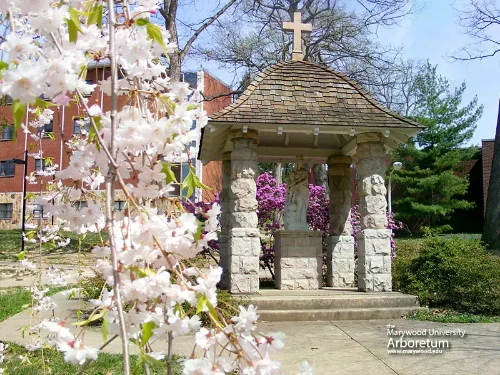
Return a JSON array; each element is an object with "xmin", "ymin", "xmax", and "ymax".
[
  {"xmin": 482, "ymin": 139, "xmax": 495, "ymax": 214},
  {"xmin": 200, "ymin": 72, "xmax": 231, "ymax": 202},
  {"xmin": 0, "ymin": 68, "xmax": 125, "ymax": 194}
]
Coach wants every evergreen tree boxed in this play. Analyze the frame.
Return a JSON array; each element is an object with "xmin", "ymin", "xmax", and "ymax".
[{"xmin": 391, "ymin": 62, "xmax": 483, "ymax": 233}]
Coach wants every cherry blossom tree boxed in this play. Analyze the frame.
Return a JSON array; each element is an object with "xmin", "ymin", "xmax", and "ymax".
[{"xmin": 0, "ymin": 1, "xmax": 313, "ymax": 374}]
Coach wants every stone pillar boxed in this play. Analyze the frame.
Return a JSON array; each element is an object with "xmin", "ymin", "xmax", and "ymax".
[
  {"xmin": 355, "ymin": 132, "xmax": 392, "ymax": 292},
  {"xmin": 228, "ymin": 129, "xmax": 260, "ymax": 294},
  {"xmin": 326, "ymin": 156, "xmax": 355, "ymax": 287},
  {"xmin": 218, "ymin": 152, "xmax": 231, "ymax": 290}
]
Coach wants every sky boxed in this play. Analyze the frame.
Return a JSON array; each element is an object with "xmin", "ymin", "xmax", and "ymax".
[{"xmin": 181, "ymin": 0, "xmax": 499, "ymax": 146}]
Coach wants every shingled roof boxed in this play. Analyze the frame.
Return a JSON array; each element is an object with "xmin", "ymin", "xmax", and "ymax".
[{"xmin": 209, "ymin": 60, "xmax": 422, "ymax": 129}]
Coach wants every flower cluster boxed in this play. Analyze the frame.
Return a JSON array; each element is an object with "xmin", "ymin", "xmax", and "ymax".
[
  {"xmin": 306, "ymin": 184, "xmax": 329, "ymax": 234},
  {"xmin": 1, "ymin": 1, "xmax": 311, "ymax": 374},
  {"xmin": 0, "ymin": 342, "xmax": 6, "ymax": 375}
]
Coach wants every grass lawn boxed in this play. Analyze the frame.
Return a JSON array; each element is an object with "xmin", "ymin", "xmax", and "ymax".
[
  {"xmin": 0, "ymin": 286, "xmax": 68, "ymax": 322},
  {"xmin": 0, "ymin": 288, "xmax": 183, "ymax": 374},
  {"xmin": 0, "ymin": 229, "xmax": 105, "ymax": 262},
  {"xmin": 406, "ymin": 309, "xmax": 500, "ymax": 323},
  {"xmin": 2, "ymin": 342, "xmax": 182, "ymax": 375}
]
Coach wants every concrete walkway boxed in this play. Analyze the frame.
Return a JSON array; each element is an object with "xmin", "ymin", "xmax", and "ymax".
[{"xmin": 0, "ymin": 292, "xmax": 499, "ymax": 374}]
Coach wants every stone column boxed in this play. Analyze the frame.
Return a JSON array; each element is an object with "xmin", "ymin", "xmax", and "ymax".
[
  {"xmin": 228, "ymin": 129, "xmax": 260, "ymax": 294},
  {"xmin": 355, "ymin": 132, "xmax": 392, "ymax": 292},
  {"xmin": 326, "ymin": 156, "xmax": 355, "ymax": 287},
  {"xmin": 218, "ymin": 152, "xmax": 231, "ymax": 290}
]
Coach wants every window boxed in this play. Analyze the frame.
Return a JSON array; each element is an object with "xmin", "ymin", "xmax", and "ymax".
[
  {"xmin": 170, "ymin": 161, "xmax": 195, "ymax": 199},
  {"xmin": 35, "ymin": 158, "xmax": 47, "ymax": 172},
  {"xmin": 114, "ymin": 201, "xmax": 126, "ymax": 211},
  {"xmin": 0, "ymin": 203, "xmax": 13, "ymax": 219},
  {"xmin": 355, "ymin": 200, "xmax": 360, "ymax": 206},
  {"xmin": 1, "ymin": 126, "xmax": 14, "ymax": 140},
  {"xmin": 33, "ymin": 204, "xmax": 49, "ymax": 219},
  {"xmin": 0, "ymin": 160, "xmax": 15, "ymax": 176},
  {"xmin": 73, "ymin": 201, "xmax": 88, "ymax": 210},
  {"xmin": 73, "ymin": 118, "xmax": 90, "ymax": 135},
  {"xmin": 354, "ymin": 172, "xmax": 359, "ymax": 179},
  {"xmin": 84, "ymin": 80, "xmax": 93, "ymax": 97},
  {"xmin": 354, "ymin": 184, "xmax": 358, "ymax": 192},
  {"xmin": 38, "ymin": 120, "xmax": 53, "ymax": 138}
]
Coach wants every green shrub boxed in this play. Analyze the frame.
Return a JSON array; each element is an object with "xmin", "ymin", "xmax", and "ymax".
[
  {"xmin": 184, "ymin": 290, "xmax": 249, "ymax": 328},
  {"xmin": 393, "ymin": 236, "xmax": 500, "ymax": 315},
  {"xmin": 78, "ymin": 271, "xmax": 107, "ymax": 300}
]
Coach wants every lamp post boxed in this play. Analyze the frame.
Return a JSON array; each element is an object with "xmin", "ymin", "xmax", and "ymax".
[
  {"xmin": 388, "ymin": 161, "xmax": 402, "ymax": 215},
  {"xmin": 11, "ymin": 150, "xmax": 28, "ymax": 253}
]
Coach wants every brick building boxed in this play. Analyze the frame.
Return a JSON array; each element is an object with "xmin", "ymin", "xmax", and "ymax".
[{"xmin": 0, "ymin": 68, "xmax": 232, "ymax": 229}]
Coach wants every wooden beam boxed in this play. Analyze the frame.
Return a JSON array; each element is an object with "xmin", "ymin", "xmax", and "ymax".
[
  {"xmin": 390, "ymin": 130, "xmax": 410, "ymax": 144},
  {"xmin": 341, "ymin": 138, "xmax": 358, "ymax": 156},
  {"xmin": 313, "ymin": 134, "xmax": 319, "ymax": 148},
  {"xmin": 284, "ymin": 132, "xmax": 290, "ymax": 147},
  {"xmin": 382, "ymin": 137, "xmax": 399, "ymax": 151},
  {"xmin": 257, "ymin": 147, "xmax": 340, "ymax": 158}
]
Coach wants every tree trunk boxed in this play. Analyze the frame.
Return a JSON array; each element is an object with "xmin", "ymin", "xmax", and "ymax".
[
  {"xmin": 169, "ymin": 53, "xmax": 181, "ymax": 82},
  {"xmin": 312, "ymin": 164, "xmax": 328, "ymax": 190},
  {"xmin": 482, "ymin": 102, "xmax": 500, "ymax": 249}
]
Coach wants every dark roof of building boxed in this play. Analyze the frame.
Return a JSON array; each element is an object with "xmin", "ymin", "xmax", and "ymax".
[{"xmin": 209, "ymin": 60, "xmax": 423, "ymax": 129}]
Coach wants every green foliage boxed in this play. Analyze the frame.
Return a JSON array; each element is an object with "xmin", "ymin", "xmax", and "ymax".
[
  {"xmin": 78, "ymin": 271, "xmax": 107, "ymax": 300},
  {"xmin": 1, "ymin": 342, "xmax": 182, "ymax": 375},
  {"xmin": 184, "ymin": 290, "xmax": 248, "ymax": 328},
  {"xmin": 406, "ymin": 309, "xmax": 500, "ymax": 323},
  {"xmin": 392, "ymin": 62, "xmax": 483, "ymax": 233},
  {"xmin": 393, "ymin": 236, "xmax": 500, "ymax": 315}
]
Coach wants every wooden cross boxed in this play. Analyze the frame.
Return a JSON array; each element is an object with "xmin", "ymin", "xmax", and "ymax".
[{"xmin": 282, "ymin": 12, "xmax": 312, "ymax": 61}]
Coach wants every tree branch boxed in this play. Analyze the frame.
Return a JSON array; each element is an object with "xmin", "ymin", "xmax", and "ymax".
[{"xmin": 179, "ymin": 0, "xmax": 238, "ymax": 60}]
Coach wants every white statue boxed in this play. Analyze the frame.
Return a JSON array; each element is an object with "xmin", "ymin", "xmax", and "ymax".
[{"xmin": 284, "ymin": 159, "xmax": 309, "ymax": 231}]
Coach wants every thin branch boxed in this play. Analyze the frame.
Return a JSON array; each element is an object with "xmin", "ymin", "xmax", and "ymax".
[{"xmin": 179, "ymin": 0, "xmax": 238, "ymax": 60}]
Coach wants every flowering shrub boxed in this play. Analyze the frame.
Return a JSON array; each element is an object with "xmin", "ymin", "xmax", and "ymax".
[
  {"xmin": 0, "ymin": 2, "xmax": 313, "ymax": 374},
  {"xmin": 256, "ymin": 173, "xmax": 330, "ymax": 273},
  {"xmin": 306, "ymin": 185, "xmax": 329, "ymax": 234},
  {"xmin": 256, "ymin": 173, "xmax": 286, "ymax": 274}
]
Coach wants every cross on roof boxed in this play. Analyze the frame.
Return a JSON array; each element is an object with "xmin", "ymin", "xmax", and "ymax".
[{"xmin": 282, "ymin": 12, "xmax": 312, "ymax": 61}]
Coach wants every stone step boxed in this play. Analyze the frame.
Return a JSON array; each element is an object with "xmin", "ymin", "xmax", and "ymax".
[
  {"xmin": 252, "ymin": 294, "xmax": 420, "ymax": 311},
  {"xmin": 257, "ymin": 306, "xmax": 427, "ymax": 322}
]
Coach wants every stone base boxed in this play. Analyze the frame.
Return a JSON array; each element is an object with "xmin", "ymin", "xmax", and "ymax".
[
  {"xmin": 357, "ymin": 229, "xmax": 392, "ymax": 292},
  {"xmin": 327, "ymin": 235, "xmax": 355, "ymax": 287},
  {"xmin": 274, "ymin": 231, "xmax": 322, "ymax": 290},
  {"xmin": 228, "ymin": 228, "xmax": 260, "ymax": 294}
]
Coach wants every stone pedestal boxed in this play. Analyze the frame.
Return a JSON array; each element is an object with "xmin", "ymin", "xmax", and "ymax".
[
  {"xmin": 327, "ymin": 236, "xmax": 355, "ymax": 287},
  {"xmin": 357, "ymin": 229, "xmax": 392, "ymax": 291},
  {"xmin": 274, "ymin": 231, "xmax": 322, "ymax": 290}
]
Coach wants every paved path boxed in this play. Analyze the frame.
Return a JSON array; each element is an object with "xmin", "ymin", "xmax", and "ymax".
[{"xmin": 0, "ymin": 292, "xmax": 499, "ymax": 375}]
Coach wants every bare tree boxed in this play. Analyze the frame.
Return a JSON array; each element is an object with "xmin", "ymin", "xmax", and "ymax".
[
  {"xmin": 158, "ymin": 0, "xmax": 239, "ymax": 81},
  {"xmin": 454, "ymin": 0, "xmax": 500, "ymax": 61},
  {"xmin": 196, "ymin": 0, "xmax": 418, "ymax": 101}
]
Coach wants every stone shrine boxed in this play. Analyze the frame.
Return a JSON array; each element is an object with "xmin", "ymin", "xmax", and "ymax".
[{"xmin": 199, "ymin": 12, "xmax": 423, "ymax": 294}]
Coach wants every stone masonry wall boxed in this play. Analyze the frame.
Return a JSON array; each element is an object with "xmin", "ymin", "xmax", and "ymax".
[
  {"xmin": 326, "ymin": 156, "xmax": 354, "ymax": 287},
  {"xmin": 218, "ymin": 153, "xmax": 231, "ymax": 290},
  {"xmin": 355, "ymin": 132, "xmax": 391, "ymax": 291},
  {"xmin": 274, "ymin": 230, "xmax": 322, "ymax": 290},
  {"xmin": 228, "ymin": 130, "xmax": 260, "ymax": 294}
]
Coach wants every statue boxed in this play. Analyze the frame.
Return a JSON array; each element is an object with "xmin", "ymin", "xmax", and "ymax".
[{"xmin": 284, "ymin": 158, "xmax": 309, "ymax": 230}]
